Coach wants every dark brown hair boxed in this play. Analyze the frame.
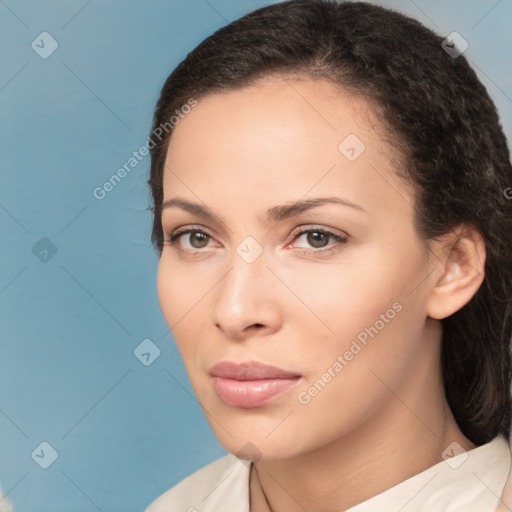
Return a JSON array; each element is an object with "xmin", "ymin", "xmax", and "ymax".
[{"xmin": 147, "ymin": 0, "xmax": 512, "ymax": 445}]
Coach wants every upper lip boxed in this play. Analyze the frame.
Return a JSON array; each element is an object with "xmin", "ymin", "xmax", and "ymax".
[{"xmin": 209, "ymin": 361, "xmax": 301, "ymax": 380}]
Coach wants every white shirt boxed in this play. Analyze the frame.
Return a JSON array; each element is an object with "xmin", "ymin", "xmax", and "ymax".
[{"xmin": 145, "ymin": 435, "xmax": 511, "ymax": 512}]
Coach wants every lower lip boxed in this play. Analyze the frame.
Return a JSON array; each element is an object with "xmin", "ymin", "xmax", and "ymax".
[{"xmin": 212, "ymin": 376, "xmax": 301, "ymax": 408}]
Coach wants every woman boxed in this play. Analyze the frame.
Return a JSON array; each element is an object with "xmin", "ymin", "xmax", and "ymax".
[{"xmin": 145, "ymin": 1, "xmax": 512, "ymax": 510}]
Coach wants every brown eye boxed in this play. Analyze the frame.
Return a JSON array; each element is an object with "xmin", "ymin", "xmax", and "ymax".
[
  {"xmin": 167, "ymin": 229, "xmax": 212, "ymax": 250},
  {"xmin": 306, "ymin": 231, "xmax": 330, "ymax": 248},
  {"xmin": 291, "ymin": 227, "xmax": 348, "ymax": 255},
  {"xmin": 188, "ymin": 231, "xmax": 210, "ymax": 249}
]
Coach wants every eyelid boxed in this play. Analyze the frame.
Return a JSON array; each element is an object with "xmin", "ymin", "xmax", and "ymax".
[
  {"xmin": 287, "ymin": 225, "xmax": 349, "ymax": 255},
  {"xmin": 290, "ymin": 224, "xmax": 347, "ymax": 240},
  {"xmin": 165, "ymin": 224, "xmax": 346, "ymax": 242},
  {"xmin": 164, "ymin": 225, "xmax": 218, "ymax": 248},
  {"xmin": 164, "ymin": 223, "xmax": 349, "ymax": 257}
]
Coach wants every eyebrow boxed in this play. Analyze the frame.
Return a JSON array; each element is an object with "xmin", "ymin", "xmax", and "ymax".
[{"xmin": 161, "ymin": 196, "xmax": 367, "ymax": 224}]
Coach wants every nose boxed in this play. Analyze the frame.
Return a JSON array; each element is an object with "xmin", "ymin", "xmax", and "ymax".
[{"xmin": 211, "ymin": 249, "xmax": 282, "ymax": 340}]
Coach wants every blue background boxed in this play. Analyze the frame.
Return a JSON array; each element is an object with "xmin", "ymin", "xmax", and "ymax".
[{"xmin": 1, "ymin": 0, "xmax": 511, "ymax": 510}]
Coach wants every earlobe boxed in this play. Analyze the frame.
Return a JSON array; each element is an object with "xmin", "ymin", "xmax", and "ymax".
[{"xmin": 426, "ymin": 225, "xmax": 486, "ymax": 320}]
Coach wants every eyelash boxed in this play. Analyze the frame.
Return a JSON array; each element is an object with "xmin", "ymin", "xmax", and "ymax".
[{"xmin": 163, "ymin": 226, "xmax": 348, "ymax": 256}]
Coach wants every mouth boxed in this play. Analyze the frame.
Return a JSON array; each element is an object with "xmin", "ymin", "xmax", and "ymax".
[{"xmin": 208, "ymin": 360, "xmax": 302, "ymax": 408}]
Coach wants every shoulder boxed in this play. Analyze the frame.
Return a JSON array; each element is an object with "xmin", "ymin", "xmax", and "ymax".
[{"xmin": 145, "ymin": 453, "xmax": 251, "ymax": 512}]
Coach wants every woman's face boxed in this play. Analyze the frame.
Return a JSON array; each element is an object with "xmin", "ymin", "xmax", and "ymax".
[{"xmin": 157, "ymin": 77, "xmax": 437, "ymax": 460}]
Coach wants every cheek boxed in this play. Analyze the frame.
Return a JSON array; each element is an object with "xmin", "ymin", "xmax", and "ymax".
[
  {"xmin": 156, "ymin": 255, "xmax": 213, "ymax": 366},
  {"xmin": 291, "ymin": 305, "xmax": 419, "ymax": 442},
  {"xmin": 156, "ymin": 257, "xmax": 174, "ymax": 321},
  {"xmin": 289, "ymin": 243, "xmax": 425, "ymax": 365},
  {"xmin": 156, "ymin": 254, "xmax": 194, "ymax": 330},
  {"xmin": 276, "ymin": 253, "xmax": 399, "ymax": 332},
  {"xmin": 157, "ymin": 252, "xmax": 207, "ymax": 323}
]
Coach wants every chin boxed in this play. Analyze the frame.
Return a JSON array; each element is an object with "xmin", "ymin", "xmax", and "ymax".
[{"xmin": 212, "ymin": 425, "xmax": 303, "ymax": 462}]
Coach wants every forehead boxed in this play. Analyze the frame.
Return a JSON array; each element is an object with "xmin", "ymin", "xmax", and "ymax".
[
  {"xmin": 168, "ymin": 76, "xmax": 382, "ymax": 152},
  {"xmin": 162, "ymin": 76, "xmax": 413, "ymax": 218}
]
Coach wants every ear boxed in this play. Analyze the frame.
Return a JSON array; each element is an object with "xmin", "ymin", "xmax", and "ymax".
[{"xmin": 426, "ymin": 224, "xmax": 486, "ymax": 320}]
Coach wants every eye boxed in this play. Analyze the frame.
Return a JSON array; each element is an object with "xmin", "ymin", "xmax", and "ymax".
[
  {"xmin": 163, "ymin": 227, "xmax": 213, "ymax": 252},
  {"xmin": 163, "ymin": 225, "xmax": 348, "ymax": 257},
  {"xmin": 289, "ymin": 226, "xmax": 348, "ymax": 254}
]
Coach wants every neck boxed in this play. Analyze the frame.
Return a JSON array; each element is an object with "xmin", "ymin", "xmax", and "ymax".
[{"xmin": 250, "ymin": 333, "xmax": 476, "ymax": 512}]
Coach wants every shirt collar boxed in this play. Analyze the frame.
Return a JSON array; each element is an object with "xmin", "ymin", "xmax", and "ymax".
[{"xmin": 225, "ymin": 435, "xmax": 511, "ymax": 512}]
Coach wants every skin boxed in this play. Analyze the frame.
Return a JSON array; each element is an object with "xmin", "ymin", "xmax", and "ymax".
[{"xmin": 157, "ymin": 76, "xmax": 485, "ymax": 512}]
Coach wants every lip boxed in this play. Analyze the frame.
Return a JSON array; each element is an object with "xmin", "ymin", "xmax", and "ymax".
[
  {"xmin": 209, "ymin": 361, "xmax": 302, "ymax": 408},
  {"xmin": 209, "ymin": 360, "xmax": 301, "ymax": 380}
]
